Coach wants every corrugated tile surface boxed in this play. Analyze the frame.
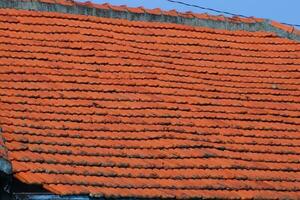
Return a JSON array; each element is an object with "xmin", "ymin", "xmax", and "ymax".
[{"xmin": 0, "ymin": 7, "xmax": 300, "ymax": 199}]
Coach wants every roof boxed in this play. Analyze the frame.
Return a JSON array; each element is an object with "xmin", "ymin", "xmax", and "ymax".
[
  {"xmin": 0, "ymin": 0, "xmax": 300, "ymax": 199},
  {"xmin": 1, "ymin": 0, "xmax": 300, "ymax": 41}
]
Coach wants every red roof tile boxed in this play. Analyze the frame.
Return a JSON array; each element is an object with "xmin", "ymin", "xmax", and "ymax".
[
  {"xmin": 0, "ymin": 1, "xmax": 300, "ymax": 199},
  {"xmin": 162, "ymin": 9, "xmax": 179, "ymax": 17},
  {"xmin": 145, "ymin": 8, "xmax": 162, "ymax": 15},
  {"xmin": 270, "ymin": 20, "xmax": 295, "ymax": 33}
]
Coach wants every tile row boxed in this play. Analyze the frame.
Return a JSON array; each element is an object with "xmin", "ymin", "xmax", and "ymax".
[
  {"xmin": 0, "ymin": 8, "xmax": 270, "ymax": 37},
  {"xmin": 1, "ymin": 27, "xmax": 299, "ymax": 53},
  {"xmin": 0, "ymin": 18, "xmax": 293, "ymax": 45}
]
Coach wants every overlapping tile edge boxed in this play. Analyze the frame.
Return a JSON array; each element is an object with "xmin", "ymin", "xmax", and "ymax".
[{"xmin": 0, "ymin": 0, "xmax": 299, "ymax": 41}]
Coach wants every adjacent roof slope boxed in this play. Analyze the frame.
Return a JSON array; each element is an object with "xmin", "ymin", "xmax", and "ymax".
[{"xmin": 0, "ymin": 0, "xmax": 300, "ymax": 199}]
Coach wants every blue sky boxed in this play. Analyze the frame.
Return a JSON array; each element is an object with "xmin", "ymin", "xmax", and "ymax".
[{"xmin": 77, "ymin": 0, "xmax": 299, "ymax": 26}]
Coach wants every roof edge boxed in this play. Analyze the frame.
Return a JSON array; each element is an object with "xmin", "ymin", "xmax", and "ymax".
[{"xmin": 0, "ymin": 0, "xmax": 299, "ymax": 41}]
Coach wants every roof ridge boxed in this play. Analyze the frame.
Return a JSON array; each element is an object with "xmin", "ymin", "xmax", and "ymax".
[
  {"xmin": 74, "ymin": 0, "xmax": 264, "ymax": 24},
  {"xmin": 1, "ymin": 0, "xmax": 300, "ymax": 41},
  {"xmin": 24, "ymin": 0, "xmax": 267, "ymax": 24},
  {"xmin": 42, "ymin": 0, "xmax": 300, "ymax": 32}
]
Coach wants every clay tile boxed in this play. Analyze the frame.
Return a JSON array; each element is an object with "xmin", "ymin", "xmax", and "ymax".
[
  {"xmin": 270, "ymin": 20, "xmax": 294, "ymax": 33},
  {"xmin": 230, "ymin": 16, "xmax": 243, "ymax": 23},
  {"xmin": 82, "ymin": 1, "xmax": 94, "ymax": 8},
  {"xmin": 57, "ymin": 0, "xmax": 74, "ymax": 6},
  {"xmin": 245, "ymin": 17, "xmax": 257, "ymax": 23},
  {"xmin": 163, "ymin": 9, "xmax": 178, "ymax": 17},
  {"xmin": 74, "ymin": 1, "xmax": 85, "ymax": 6},
  {"xmin": 93, "ymin": 3, "xmax": 110, "ymax": 10},
  {"xmin": 217, "ymin": 15, "xmax": 226, "ymax": 21},
  {"xmin": 109, "ymin": 5, "xmax": 127, "ymax": 12},
  {"xmin": 178, "ymin": 12, "xmax": 192, "ymax": 18},
  {"xmin": 234, "ymin": 16, "xmax": 256, "ymax": 24},
  {"xmin": 208, "ymin": 14, "xmax": 226, "ymax": 22},
  {"xmin": 138, "ymin": 6, "xmax": 146, "ymax": 12},
  {"xmin": 127, "ymin": 7, "xmax": 145, "ymax": 14},
  {"xmin": 40, "ymin": 0, "xmax": 56, "ymax": 4},
  {"xmin": 294, "ymin": 28, "xmax": 300, "ymax": 35},
  {"xmin": 119, "ymin": 5, "xmax": 128, "ymax": 11},
  {"xmin": 193, "ymin": 13, "xmax": 210, "ymax": 20},
  {"xmin": 101, "ymin": 3, "xmax": 111, "ymax": 9},
  {"xmin": 185, "ymin": 11, "xmax": 196, "ymax": 18},
  {"xmin": 207, "ymin": 15, "xmax": 216, "ymax": 21},
  {"xmin": 145, "ymin": 8, "xmax": 162, "ymax": 15},
  {"xmin": 253, "ymin": 17, "xmax": 264, "ymax": 23}
]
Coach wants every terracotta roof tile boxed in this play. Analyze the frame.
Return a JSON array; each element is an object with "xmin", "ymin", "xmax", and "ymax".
[
  {"xmin": 145, "ymin": 8, "xmax": 162, "ymax": 15},
  {"xmin": 270, "ymin": 20, "xmax": 295, "ymax": 33},
  {"xmin": 178, "ymin": 11, "xmax": 194, "ymax": 19},
  {"xmin": 162, "ymin": 9, "xmax": 178, "ymax": 17},
  {"xmin": 126, "ymin": 7, "xmax": 145, "ymax": 14},
  {"xmin": 109, "ymin": 4, "xmax": 128, "ymax": 12},
  {"xmin": 56, "ymin": 0, "xmax": 74, "ymax": 6},
  {"xmin": 92, "ymin": 3, "xmax": 109, "ymax": 10},
  {"xmin": 0, "ymin": 1, "xmax": 300, "ymax": 199},
  {"xmin": 39, "ymin": 0, "xmax": 56, "ymax": 4}
]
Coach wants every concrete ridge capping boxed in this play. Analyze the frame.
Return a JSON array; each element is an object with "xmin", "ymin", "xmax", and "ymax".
[{"xmin": 0, "ymin": 0, "xmax": 300, "ymax": 41}]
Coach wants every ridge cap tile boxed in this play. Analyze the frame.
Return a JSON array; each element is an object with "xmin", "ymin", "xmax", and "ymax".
[
  {"xmin": 109, "ymin": 4, "xmax": 127, "ymax": 12},
  {"xmin": 126, "ymin": 6, "xmax": 145, "ymax": 14},
  {"xmin": 145, "ymin": 8, "xmax": 162, "ymax": 16},
  {"xmin": 270, "ymin": 20, "xmax": 295, "ymax": 33},
  {"xmin": 92, "ymin": 3, "xmax": 109, "ymax": 10},
  {"xmin": 162, "ymin": 9, "xmax": 178, "ymax": 17}
]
